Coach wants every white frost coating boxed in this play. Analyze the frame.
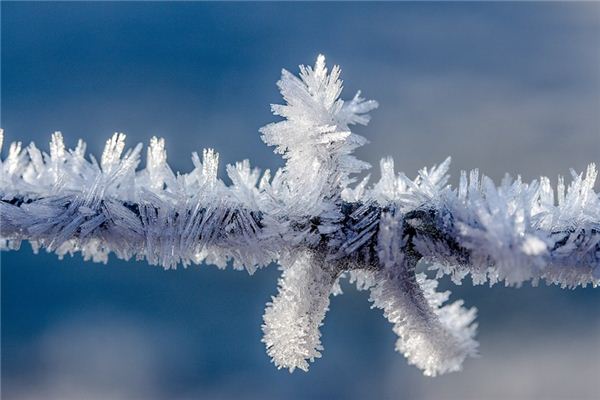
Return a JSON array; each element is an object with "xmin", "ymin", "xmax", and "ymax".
[
  {"xmin": 1, "ymin": 55, "xmax": 598, "ymax": 376},
  {"xmin": 260, "ymin": 54, "xmax": 378, "ymax": 219},
  {"xmin": 369, "ymin": 272, "xmax": 478, "ymax": 376},
  {"xmin": 352, "ymin": 212, "xmax": 478, "ymax": 376},
  {"xmin": 262, "ymin": 251, "xmax": 336, "ymax": 372},
  {"xmin": 366, "ymin": 155, "xmax": 599, "ymax": 288}
]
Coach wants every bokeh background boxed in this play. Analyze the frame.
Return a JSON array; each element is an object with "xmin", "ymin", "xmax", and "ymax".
[{"xmin": 2, "ymin": 2, "xmax": 599, "ymax": 399}]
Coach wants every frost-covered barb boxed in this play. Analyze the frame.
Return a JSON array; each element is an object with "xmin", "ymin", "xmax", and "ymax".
[{"xmin": 1, "ymin": 55, "xmax": 598, "ymax": 376}]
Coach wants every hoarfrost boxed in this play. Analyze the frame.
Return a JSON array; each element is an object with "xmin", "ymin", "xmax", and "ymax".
[{"xmin": 1, "ymin": 55, "xmax": 598, "ymax": 375}]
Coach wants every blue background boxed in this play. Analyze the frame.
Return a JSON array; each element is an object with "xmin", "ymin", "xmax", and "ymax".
[{"xmin": 2, "ymin": 2, "xmax": 599, "ymax": 399}]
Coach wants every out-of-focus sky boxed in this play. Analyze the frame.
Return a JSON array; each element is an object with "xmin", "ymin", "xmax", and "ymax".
[{"xmin": 1, "ymin": 2, "xmax": 599, "ymax": 399}]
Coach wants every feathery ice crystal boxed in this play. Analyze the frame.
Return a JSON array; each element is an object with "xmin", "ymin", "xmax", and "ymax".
[{"xmin": 1, "ymin": 55, "xmax": 598, "ymax": 376}]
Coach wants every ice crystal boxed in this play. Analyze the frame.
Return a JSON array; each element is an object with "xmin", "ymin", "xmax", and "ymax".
[
  {"xmin": 262, "ymin": 251, "xmax": 337, "ymax": 372},
  {"xmin": 1, "ymin": 55, "xmax": 598, "ymax": 376}
]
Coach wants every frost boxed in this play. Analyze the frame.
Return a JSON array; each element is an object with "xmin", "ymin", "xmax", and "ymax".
[
  {"xmin": 1, "ymin": 55, "xmax": 598, "ymax": 376},
  {"xmin": 349, "ymin": 211, "xmax": 478, "ymax": 377},
  {"xmin": 262, "ymin": 251, "xmax": 337, "ymax": 372},
  {"xmin": 259, "ymin": 54, "xmax": 377, "ymax": 220}
]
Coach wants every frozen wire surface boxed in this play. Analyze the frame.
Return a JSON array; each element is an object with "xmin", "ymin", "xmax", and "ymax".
[{"xmin": 1, "ymin": 56, "xmax": 598, "ymax": 376}]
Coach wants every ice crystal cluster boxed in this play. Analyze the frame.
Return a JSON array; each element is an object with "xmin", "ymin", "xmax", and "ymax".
[{"xmin": 1, "ymin": 55, "xmax": 599, "ymax": 376}]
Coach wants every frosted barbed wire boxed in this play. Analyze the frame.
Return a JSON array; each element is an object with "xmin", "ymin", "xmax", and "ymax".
[{"xmin": 1, "ymin": 55, "xmax": 598, "ymax": 376}]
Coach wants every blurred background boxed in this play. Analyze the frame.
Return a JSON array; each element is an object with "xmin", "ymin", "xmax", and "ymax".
[{"xmin": 1, "ymin": 2, "xmax": 599, "ymax": 399}]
